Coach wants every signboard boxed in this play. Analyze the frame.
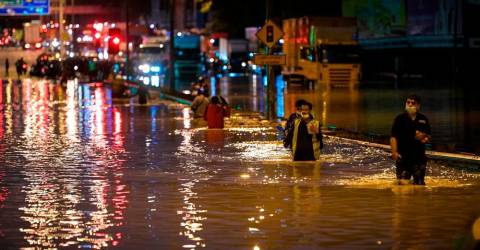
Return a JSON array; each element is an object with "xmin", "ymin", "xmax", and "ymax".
[
  {"xmin": 256, "ymin": 20, "xmax": 283, "ymax": 48},
  {"xmin": 253, "ymin": 54, "xmax": 286, "ymax": 65},
  {"xmin": 0, "ymin": 0, "xmax": 49, "ymax": 15}
]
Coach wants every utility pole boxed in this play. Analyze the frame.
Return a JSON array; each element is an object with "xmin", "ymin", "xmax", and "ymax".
[
  {"xmin": 71, "ymin": 0, "xmax": 75, "ymax": 25},
  {"xmin": 265, "ymin": 0, "xmax": 276, "ymax": 120},
  {"xmin": 452, "ymin": 0, "xmax": 458, "ymax": 86},
  {"xmin": 169, "ymin": 0, "xmax": 176, "ymax": 91},
  {"xmin": 59, "ymin": 0, "xmax": 65, "ymax": 58},
  {"xmin": 125, "ymin": 0, "xmax": 130, "ymax": 81}
]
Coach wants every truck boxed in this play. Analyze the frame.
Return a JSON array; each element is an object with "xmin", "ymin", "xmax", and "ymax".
[
  {"xmin": 173, "ymin": 34, "xmax": 203, "ymax": 91},
  {"xmin": 131, "ymin": 35, "xmax": 169, "ymax": 87},
  {"xmin": 226, "ymin": 39, "xmax": 250, "ymax": 74},
  {"xmin": 23, "ymin": 21, "xmax": 42, "ymax": 49},
  {"xmin": 217, "ymin": 38, "xmax": 250, "ymax": 74},
  {"xmin": 282, "ymin": 17, "xmax": 361, "ymax": 88}
]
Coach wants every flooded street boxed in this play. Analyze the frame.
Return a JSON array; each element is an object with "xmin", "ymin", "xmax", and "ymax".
[{"xmin": 1, "ymin": 79, "xmax": 480, "ymax": 249}]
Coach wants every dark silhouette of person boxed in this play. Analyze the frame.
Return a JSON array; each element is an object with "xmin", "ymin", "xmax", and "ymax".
[
  {"xmin": 5, "ymin": 58, "xmax": 9, "ymax": 77},
  {"xmin": 391, "ymin": 94, "xmax": 431, "ymax": 185},
  {"xmin": 138, "ymin": 85, "xmax": 150, "ymax": 104},
  {"xmin": 16, "ymin": 58, "xmax": 25, "ymax": 78}
]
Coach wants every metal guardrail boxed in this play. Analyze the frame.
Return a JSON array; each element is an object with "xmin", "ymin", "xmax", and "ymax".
[
  {"xmin": 325, "ymin": 135, "xmax": 480, "ymax": 167},
  {"xmin": 359, "ymin": 35, "xmax": 464, "ymax": 49}
]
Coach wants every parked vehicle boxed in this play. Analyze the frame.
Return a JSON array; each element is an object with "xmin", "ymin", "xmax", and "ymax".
[
  {"xmin": 23, "ymin": 21, "xmax": 43, "ymax": 50},
  {"xmin": 30, "ymin": 53, "xmax": 62, "ymax": 79},
  {"xmin": 282, "ymin": 17, "xmax": 361, "ymax": 88},
  {"xmin": 226, "ymin": 39, "xmax": 250, "ymax": 74}
]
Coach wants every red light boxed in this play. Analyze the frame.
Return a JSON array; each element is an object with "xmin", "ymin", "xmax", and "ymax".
[
  {"xmin": 113, "ymin": 37, "xmax": 120, "ymax": 45},
  {"xmin": 94, "ymin": 32, "xmax": 101, "ymax": 39}
]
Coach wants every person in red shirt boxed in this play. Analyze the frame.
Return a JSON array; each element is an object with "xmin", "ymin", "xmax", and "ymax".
[{"xmin": 204, "ymin": 96, "xmax": 227, "ymax": 129}]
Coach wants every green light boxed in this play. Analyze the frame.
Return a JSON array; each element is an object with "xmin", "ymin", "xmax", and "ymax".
[{"xmin": 309, "ymin": 25, "xmax": 316, "ymax": 47}]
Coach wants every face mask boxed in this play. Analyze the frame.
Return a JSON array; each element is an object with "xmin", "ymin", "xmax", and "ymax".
[{"xmin": 405, "ymin": 105, "xmax": 417, "ymax": 115}]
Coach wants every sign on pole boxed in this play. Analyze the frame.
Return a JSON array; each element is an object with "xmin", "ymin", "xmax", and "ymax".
[
  {"xmin": 253, "ymin": 54, "xmax": 286, "ymax": 65},
  {"xmin": 0, "ymin": 0, "xmax": 50, "ymax": 15},
  {"xmin": 256, "ymin": 19, "xmax": 283, "ymax": 48},
  {"xmin": 256, "ymin": 19, "xmax": 283, "ymax": 120}
]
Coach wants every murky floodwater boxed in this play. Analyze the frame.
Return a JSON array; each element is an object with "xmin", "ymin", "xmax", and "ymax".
[{"xmin": 1, "ymin": 79, "xmax": 480, "ymax": 249}]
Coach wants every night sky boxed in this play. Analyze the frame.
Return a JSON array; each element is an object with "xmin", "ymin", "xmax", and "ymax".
[{"xmin": 209, "ymin": 0, "xmax": 342, "ymax": 37}]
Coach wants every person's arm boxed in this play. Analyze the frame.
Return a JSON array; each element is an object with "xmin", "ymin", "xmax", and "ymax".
[
  {"xmin": 316, "ymin": 124, "xmax": 324, "ymax": 149},
  {"xmin": 390, "ymin": 137, "xmax": 401, "ymax": 161},
  {"xmin": 415, "ymin": 131, "xmax": 430, "ymax": 144},
  {"xmin": 203, "ymin": 105, "xmax": 209, "ymax": 121},
  {"xmin": 284, "ymin": 115, "xmax": 294, "ymax": 136},
  {"xmin": 423, "ymin": 118, "xmax": 432, "ymax": 143},
  {"xmin": 191, "ymin": 97, "xmax": 200, "ymax": 111},
  {"xmin": 283, "ymin": 124, "xmax": 294, "ymax": 148},
  {"xmin": 415, "ymin": 116, "xmax": 431, "ymax": 144},
  {"xmin": 391, "ymin": 116, "xmax": 401, "ymax": 161}
]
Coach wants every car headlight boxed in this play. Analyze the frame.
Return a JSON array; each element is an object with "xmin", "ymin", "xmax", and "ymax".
[
  {"xmin": 150, "ymin": 65, "xmax": 161, "ymax": 73},
  {"xmin": 139, "ymin": 64, "xmax": 150, "ymax": 74}
]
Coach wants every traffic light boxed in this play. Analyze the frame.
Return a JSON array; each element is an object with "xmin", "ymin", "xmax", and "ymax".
[
  {"xmin": 266, "ymin": 25, "xmax": 274, "ymax": 43},
  {"xmin": 108, "ymin": 35, "xmax": 121, "ymax": 54},
  {"xmin": 108, "ymin": 27, "xmax": 122, "ymax": 55}
]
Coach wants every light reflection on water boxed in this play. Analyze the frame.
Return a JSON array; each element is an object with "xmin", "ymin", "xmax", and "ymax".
[
  {"xmin": 1, "ymin": 79, "xmax": 128, "ymax": 248},
  {"xmin": 0, "ymin": 79, "xmax": 479, "ymax": 249},
  {"xmin": 175, "ymin": 111, "xmax": 210, "ymax": 249}
]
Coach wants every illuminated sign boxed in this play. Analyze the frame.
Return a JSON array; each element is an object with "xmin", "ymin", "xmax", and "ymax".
[{"xmin": 0, "ymin": 0, "xmax": 49, "ymax": 15}]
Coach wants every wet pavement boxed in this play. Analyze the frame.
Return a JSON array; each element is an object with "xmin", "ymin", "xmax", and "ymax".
[{"xmin": 1, "ymin": 79, "xmax": 480, "ymax": 249}]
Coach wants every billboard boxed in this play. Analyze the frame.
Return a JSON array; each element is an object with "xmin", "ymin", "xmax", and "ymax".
[
  {"xmin": 406, "ymin": 0, "xmax": 461, "ymax": 36},
  {"xmin": 343, "ymin": 0, "xmax": 406, "ymax": 38},
  {"xmin": 0, "ymin": 0, "xmax": 49, "ymax": 15}
]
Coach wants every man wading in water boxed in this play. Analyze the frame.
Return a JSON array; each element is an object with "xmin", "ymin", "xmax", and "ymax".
[
  {"xmin": 391, "ymin": 94, "xmax": 431, "ymax": 185},
  {"xmin": 284, "ymin": 102, "xmax": 323, "ymax": 161}
]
